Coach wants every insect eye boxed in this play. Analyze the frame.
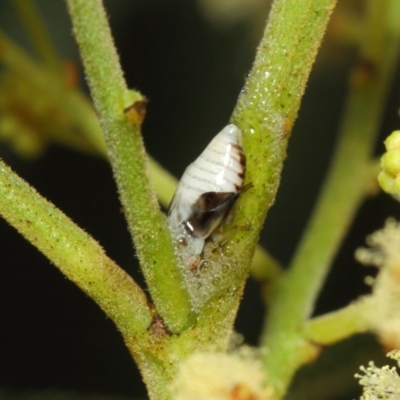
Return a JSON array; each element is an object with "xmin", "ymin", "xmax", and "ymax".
[{"xmin": 178, "ymin": 236, "xmax": 188, "ymax": 246}]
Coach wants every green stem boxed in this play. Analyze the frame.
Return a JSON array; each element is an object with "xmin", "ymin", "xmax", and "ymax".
[
  {"xmin": 303, "ymin": 298, "xmax": 372, "ymax": 345},
  {"xmin": 261, "ymin": 0, "xmax": 400, "ymax": 396},
  {"xmin": 66, "ymin": 0, "xmax": 194, "ymax": 333},
  {"xmin": 228, "ymin": 1, "xmax": 338, "ymax": 307},
  {"xmin": 251, "ymin": 246, "xmax": 282, "ymax": 282},
  {"xmin": 0, "ymin": 160, "xmax": 152, "ymax": 336},
  {"xmin": 232, "ymin": 0, "xmax": 337, "ymax": 241},
  {"xmin": 12, "ymin": 0, "xmax": 62, "ymax": 74}
]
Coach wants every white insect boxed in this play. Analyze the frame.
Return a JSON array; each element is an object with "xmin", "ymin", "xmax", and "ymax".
[{"xmin": 168, "ymin": 123, "xmax": 246, "ymax": 264}]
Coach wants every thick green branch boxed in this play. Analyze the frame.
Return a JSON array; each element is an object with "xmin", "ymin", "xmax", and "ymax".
[
  {"xmin": 261, "ymin": 0, "xmax": 400, "ymax": 397},
  {"xmin": 232, "ymin": 0, "xmax": 337, "ymax": 242},
  {"xmin": 227, "ymin": 3, "xmax": 338, "ymax": 316},
  {"xmin": 0, "ymin": 160, "xmax": 152, "ymax": 336},
  {"xmin": 66, "ymin": 0, "xmax": 194, "ymax": 332}
]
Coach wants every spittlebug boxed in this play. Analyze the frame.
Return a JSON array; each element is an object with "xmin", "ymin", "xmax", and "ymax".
[{"xmin": 168, "ymin": 123, "xmax": 247, "ymax": 265}]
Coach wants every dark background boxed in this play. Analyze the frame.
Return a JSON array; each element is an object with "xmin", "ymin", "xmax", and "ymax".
[{"xmin": 0, "ymin": 1, "xmax": 399, "ymax": 399}]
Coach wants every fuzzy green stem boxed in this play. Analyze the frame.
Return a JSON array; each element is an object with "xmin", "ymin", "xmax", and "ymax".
[
  {"xmin": 12, "ymin": 0, "xmax": 61, "ymax": 74},
  {"xmin": 66, "ymin": 0, "xmax": 194, "ymax": 332},
  {"xmin": 231, "ymin": 0, "xmax": 337, "ymax": 241},
  {"xmin": 261, "ymin": 0, "xmax": 400, "ymax": 397},
  {"xmin": 0, "ymin": 160, "xmax": 152, "ymax": 336},
  {"xmin": 228, "ymin": 2, "xmax": 338, "ymax": 316}
]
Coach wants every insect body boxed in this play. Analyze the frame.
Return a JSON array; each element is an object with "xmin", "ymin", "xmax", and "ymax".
[{"xmin": 168, "ymin": 124, "xmax": 246, "ymax": 262}]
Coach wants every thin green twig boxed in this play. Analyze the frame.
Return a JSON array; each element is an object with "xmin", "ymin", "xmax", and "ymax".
[
  {"xmin": 303, "ymin": 299, "xmax": 372, "ymax": 345},
  {"xmin": 251, "ymin": 246, "xmax": 282, "ymax": 282},
  {"xmin": 261, "ymin": 0, "xmax": 400, "ymax": 396}
]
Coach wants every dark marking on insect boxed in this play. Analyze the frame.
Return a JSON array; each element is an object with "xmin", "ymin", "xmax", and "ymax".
[{"xmin": 184, "ymin": 191, "xmax": 241, "ymax": 238}]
